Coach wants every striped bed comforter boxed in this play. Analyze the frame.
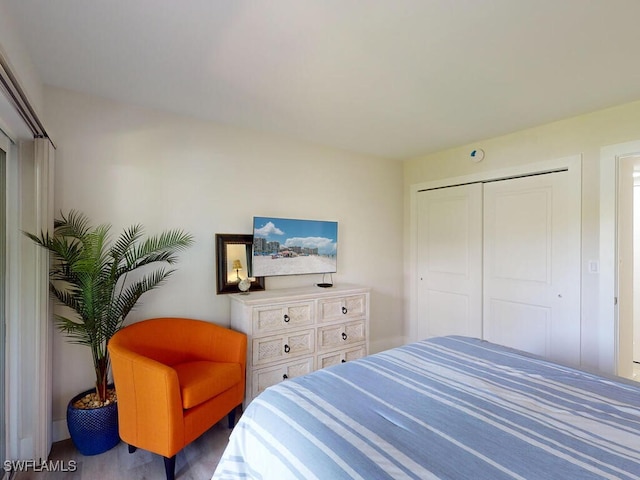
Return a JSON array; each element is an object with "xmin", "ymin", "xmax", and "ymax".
[{"xmin": 212, "ymin": 336, "xmax": 640, "ymax": 479}]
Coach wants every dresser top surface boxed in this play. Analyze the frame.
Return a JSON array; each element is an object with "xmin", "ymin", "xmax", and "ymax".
[{"xmin": 229, "ymin": 284, "xmax": 370, "ymax": 305}]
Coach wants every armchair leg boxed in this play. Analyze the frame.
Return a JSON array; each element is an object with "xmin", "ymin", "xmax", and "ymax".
[
  {"xmin": 163, "ymin": 455, "xmax": 176, "ymax": 480},
  {"xmin": 128, "ymin": 444, "xmax": 137, "ymax": 454},
  {"xmin": 228, "ymin": 403, "xmax": 242, "ymax": 428},
  {"xmin": 227, "ymin": 407, "xmax": 236, "ymax": 428}
]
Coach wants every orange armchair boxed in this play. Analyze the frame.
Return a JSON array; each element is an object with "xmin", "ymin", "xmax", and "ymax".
[{"xmin": 108, "ymin": 318, "xmax": 246, "ymax": 480}]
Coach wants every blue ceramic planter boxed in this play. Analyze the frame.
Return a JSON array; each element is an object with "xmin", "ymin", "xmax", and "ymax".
[{"xmin": 66, "ymin": 387, "xmax": 119, "ymax": 455}]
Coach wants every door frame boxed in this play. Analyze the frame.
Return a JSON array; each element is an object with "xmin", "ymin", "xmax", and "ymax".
[
  {"xmin": 408, "ymin": 155, "xmax": 582, "ymax": 347},
  {"xmin": 0, "ymin": 132, "xmax": 8, "ymax": 476},
  {"xmin": 600, "ymin": 140, "xmax": 640, "ymax": 376}
]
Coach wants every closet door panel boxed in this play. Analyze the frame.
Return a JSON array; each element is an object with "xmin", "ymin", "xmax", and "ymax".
[
  {"xmin": 416, "ymin": 183, "xmax": 482, "ymax": 340},
  {"xmin": 484, "ymin": 300, "xmax": 551, "ymax": 356},
  {"xmin": 425, "ymin": 291, "xmax": 470, "ymax": 337},
  {"xmin": 483, "ymin": 171, "xmax": 580, "ymax": 365}
]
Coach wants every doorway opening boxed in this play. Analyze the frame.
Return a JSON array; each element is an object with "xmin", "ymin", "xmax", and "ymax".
[
  {"xmin": 600, "ymin": 140, "xmax": 640, "ymax": 379},
  {"xmin": 634, "ymin": 174, "xmax": 640, "ymax": 380},
  {"xmin": 619, "ymin": 154, "xmax": 640, "ymax": 380}
]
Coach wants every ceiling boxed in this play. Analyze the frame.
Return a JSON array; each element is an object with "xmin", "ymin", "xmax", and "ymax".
[{"xmin": 4, "ymin": 0, "xmax": 640, "ymax": 160}]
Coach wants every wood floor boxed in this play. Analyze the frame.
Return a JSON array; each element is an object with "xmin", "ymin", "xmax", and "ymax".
[{"xmin": 10, "ymin": 419, "xmax": 231, "ymax": 480}]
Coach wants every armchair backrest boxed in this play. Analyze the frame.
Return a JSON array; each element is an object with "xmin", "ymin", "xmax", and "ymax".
[{"xmin": 110, "ymin": 318, "xmax": 246, "ymax": 371}]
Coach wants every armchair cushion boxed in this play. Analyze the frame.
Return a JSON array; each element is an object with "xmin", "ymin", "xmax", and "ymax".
[{"xmin": 173, "ymin": 361, "xmax": 241, "ymax": 409}]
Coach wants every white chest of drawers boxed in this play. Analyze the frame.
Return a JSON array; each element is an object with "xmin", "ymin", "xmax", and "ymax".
[{"xmin": 229, "ymin": 284, "xmax": 370, "ymax": 404}]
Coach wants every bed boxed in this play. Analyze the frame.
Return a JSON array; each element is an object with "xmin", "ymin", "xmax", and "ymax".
[{"xmin": 212, "ymin": 336, "xmax": 640, "ymax": 479}]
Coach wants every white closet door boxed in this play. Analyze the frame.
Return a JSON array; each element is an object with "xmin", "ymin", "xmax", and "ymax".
[
  {"xmin": 483, "ymin": 171, "xmax": 581, "ymax": 365},
  {"xmin": 416, "ymin": 183, "xmax": 482, "ymax": 340}
]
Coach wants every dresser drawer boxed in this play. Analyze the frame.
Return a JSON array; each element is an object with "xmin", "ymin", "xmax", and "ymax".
[
  {"xmin": 252, "ymin": 301, "xmax": 314, "ymax": 334},
  {"xmin": 253, "ymin": 328, "xmax": 315, "ymax": 366},
  {"xmin": 317, "ymin": 320, "xmax": 366, "ymax": 352},
  {"xmin": 317, "ymin": 344, "xmax": 367, "ymax": 369},
  {"xmin": 252, "ymin": 357, "xmax": 314, "ymax": 400},
  {"xmin": 317, "ymin": 294, "xmax": 367, "ymax": 323}
]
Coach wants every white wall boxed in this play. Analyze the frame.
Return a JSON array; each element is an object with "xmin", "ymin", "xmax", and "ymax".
[
  {"xmin": 43, "ymin": 86, "xmax": 405, "ymax": 439},
  {"xmin": 404, "ymin": 99, "xmax": 640, "ymax": 374}
]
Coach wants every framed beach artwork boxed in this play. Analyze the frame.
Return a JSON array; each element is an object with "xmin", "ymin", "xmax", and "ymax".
[{"xmin": 252, "ymin": 217, "xmax": 338, "ymax": 277}]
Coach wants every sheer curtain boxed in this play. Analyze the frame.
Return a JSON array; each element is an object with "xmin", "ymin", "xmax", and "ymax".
[
  {"xmin": 1, "ymin": 46, "xmax": 55, "ymax": 462},
  {"xmin": 4, "ymin": 136, "xmax": 54, "ymax": 463}
]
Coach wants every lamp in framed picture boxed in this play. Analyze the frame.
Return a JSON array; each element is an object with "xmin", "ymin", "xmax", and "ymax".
[
  {"xmin": 231, "ymin": 259, "xmax": 243, "ymax": 281},
  {"xmin": 215, "ymin": 234, "xmax": 265, "ymax": 294}
]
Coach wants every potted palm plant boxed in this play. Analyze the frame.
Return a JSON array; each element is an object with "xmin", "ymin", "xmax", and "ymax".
[{"xmin": 25, "ymin": 210, "xmax": 193, "ymax": 455}]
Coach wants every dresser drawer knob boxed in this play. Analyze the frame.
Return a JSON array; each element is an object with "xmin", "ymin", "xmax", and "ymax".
[
  {"xmin": 342, "ymin": 306, "xmax": 348, "ymax": 314},
  {"xmin": 341, "ymin": 359, "xmax": 346, "ymax": 363},
  {"xmin": 282, "ymin": 374, "xmax": 288, "ymax": 380},
  {"xmin": 284, "ymin": 344, "xmax": 291, "ymax": 353},
  {"xmin": 284, "ymin": 314, "xmax": 290, "ymax": 322},
  {"xmin": 341, "ymin": 332, "xmax": 347, "ymax": 340}
]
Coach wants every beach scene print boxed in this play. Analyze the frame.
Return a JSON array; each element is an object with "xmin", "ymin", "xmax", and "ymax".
[{"xmin": 252, "ymin": 217, "xmax": 338, "ymax": 276}]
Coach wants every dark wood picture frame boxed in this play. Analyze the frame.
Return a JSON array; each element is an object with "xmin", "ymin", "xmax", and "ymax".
[{"xmin": 215, "ymin": 234, "xmax": 265, "ymax": 294}]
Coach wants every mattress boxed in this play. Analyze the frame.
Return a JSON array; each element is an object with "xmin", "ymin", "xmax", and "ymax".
[{"xmin": 212, "ymin": 336, "xmax": 640, "ymax": 479}]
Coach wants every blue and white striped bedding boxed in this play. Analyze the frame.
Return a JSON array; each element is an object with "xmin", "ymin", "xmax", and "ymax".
[{"xmin": 212, "ymin": 336, "xmax": 640, "ymax": 479}]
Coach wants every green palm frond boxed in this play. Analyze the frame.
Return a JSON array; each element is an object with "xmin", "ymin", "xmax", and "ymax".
[
  {"xmin": 110, "ymin": 224, "xmax": 144, "ymax": 265},
  {"xmin": 54, "ymin": 210, "xmax": 91, "ymax": 237},
  {"xmin": 116, "ymin": 267, "xmax": 176, "ymax": 320},
  {"xmin": 24, "ymin": 210, "xmax": 193, "ymax": 402},
  {"xmin": 124, "ymin": 230, "xmax": 193, "ymax": 267}
]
